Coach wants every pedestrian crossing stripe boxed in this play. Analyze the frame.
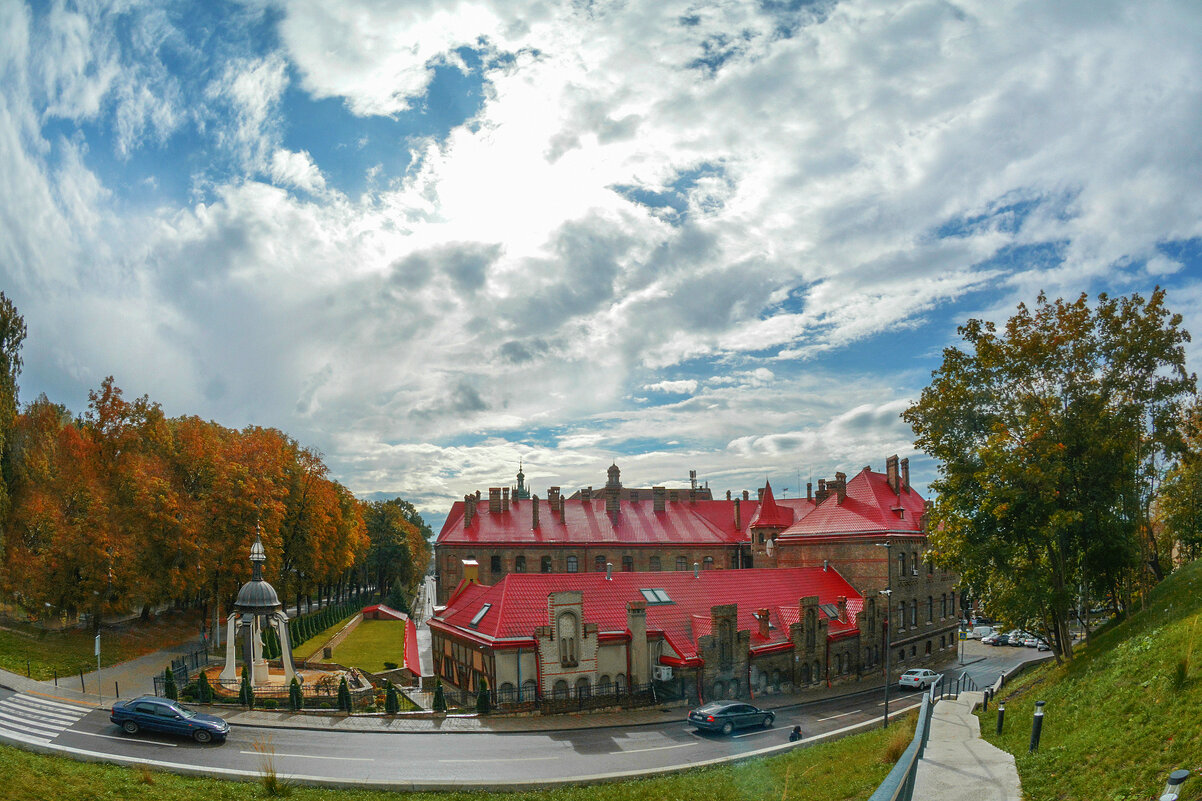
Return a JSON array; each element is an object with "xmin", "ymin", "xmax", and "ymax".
[{"xmin": 0, "ymin": 694, "xmax": 88, "ymax": 745}]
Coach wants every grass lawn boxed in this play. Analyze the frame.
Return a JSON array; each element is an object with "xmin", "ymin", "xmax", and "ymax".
[
  {"xmin": 976, "ymin": 557, "xmax": 1202, "ymax": 801},
  {"xmin": 0, "ymin": 710, "xmax": 916, "ymax": 800},
  {"xmin": 293, "ymin": 616, "xmax": 361, "ymax": 663},
  {"xmin": 331, "ymin": 619, "xmax": 406, "ymax": 673},
  {"xmin": 0, "ymin": 610, "xmax": 207, "ymax": 680}
]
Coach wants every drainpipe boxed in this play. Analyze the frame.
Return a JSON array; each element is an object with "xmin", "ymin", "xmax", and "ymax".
[
  {"xmin": 747, "ymin": 657, "xmax": 754, "ymax": 700},
  {"xmin": 534, "ymin": 647, "xmax": 543, "ymax": 704},
  {"xmin": 516, "ymin": 647, "xmax": 522, "ymax": 697},
  {"xmin": 625, "ymin": 634, "xmax": 632, "ymax": 694},
  {"xmin": 826, "ymin": 637, "xmax": 831, "ymax": 688}
]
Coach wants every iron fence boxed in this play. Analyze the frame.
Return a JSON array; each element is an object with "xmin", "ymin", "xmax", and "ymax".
[
  {"xmin": 152, "ymin": 645, "xmax": 213, "ymax": 695},
  {"xmin": 435, "ymin": 680, "xmax": 660, "ymax": 713}
]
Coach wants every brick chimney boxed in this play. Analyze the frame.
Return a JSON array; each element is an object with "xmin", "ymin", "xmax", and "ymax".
[
  {"xmin": 734, "ymin": 497, "xmax": 742, "ymax": 530},
  {"xmin": 559, "ymin": 495, "xmax": 566, "ymax": 517},
  {"xmin": 502, "ymin": 486, "xmax": 510, "ymax": 512},
  {"xmin": 886, "ymin": 454, "xmax": 900, "ymax": 495},
  {"xmin": 837, "ymin": 596, "xmax": 848, "ymax": 623},
  {"xmin": 653, "ymin": 486, "xmax": 666, "ymax": 513},
  {"xmin": 462, "ymin": 558, "xmax": 479, "ymax": 585},
  {"xmin": 757, "ymin": 487, "xmax": 764, "ymax": 501},
  {"xmin": 900, "ymin": 457, "xmax": 910, "ymax": 492},
  {"xmin": 463, "ymin": 494, "xmax": 475, "ymax": 528},
  {"xmin": 815, "ymin": 479, "xmax": 829, "ymax": 504},
  {"xmin": 532, "ymin": 494, "xmax": 540, "ymax": 529},
  {"xmin": 631, "ymin": 489, "xmax": 639, "ymax": 503},
  {"xmin": 756, "ymin": 608, "xmax": 770, "ymax": 638},
  {"xmin": 581, "ymin": 486, "xmax": 593, "ymax": 501},
  {"xmin": 726, "ymin": 490, "xmax": 731, "ymax": 501},
  {"xmin": 669, "ymin": 489, "xmax": 679, "ymax": 502},
  {"xmin": 606, "ymin": 485, "xmax": 619, "ymax": 520},
  {"xmin": 807, "ymin": 481, "xmax": 813, "ymax": 501},
  {"xmin": 742, "ymin": 489, "xmax": 750, "ymax": 501},
  {"xmin": 835, "ymin": 472, "xmax": 847, "ymax": 504},
  {"xmin": 488, "ymin": 487, "xmax": 502, "ymax": 514},
  {"xmin": 548, "ymin": 486, "xmax": 560, "ymax": 512}
]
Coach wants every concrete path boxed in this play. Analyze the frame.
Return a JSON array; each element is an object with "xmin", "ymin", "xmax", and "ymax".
[{"xmin": 913, "ymin": 691, "xmax": 1022, "ymax": 801}]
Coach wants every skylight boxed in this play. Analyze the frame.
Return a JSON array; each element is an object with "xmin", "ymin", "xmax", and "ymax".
[
  {"xmin": 469, "ymin": 603, "xmax": 492, "ymax": 627},
  {"xmin": 639, "ymin": 589, "xmax": 672, "ymax": 604},
  {"xmin": 819, "ymin": 603, "xmax": 840, "ymax": 619}
]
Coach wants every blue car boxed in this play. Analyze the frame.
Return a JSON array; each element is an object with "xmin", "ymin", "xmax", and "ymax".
[{"xmin": 110, "ymin": 696, "xmax": 230, "ymax": 744}]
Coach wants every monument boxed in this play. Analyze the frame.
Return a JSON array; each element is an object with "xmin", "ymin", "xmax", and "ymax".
[{"xmin": 218, "ymin": 532, "xmax": 297, "ymax": 686}]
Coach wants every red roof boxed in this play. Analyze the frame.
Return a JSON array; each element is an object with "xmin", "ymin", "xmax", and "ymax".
[
  {"xmin": 748, "ymin": 481, "xmax": 794, "ymax": 529},
  {"xmin": 403, "ymin": 619, "xmax": 422, "ymax": 675},
  {"xmin": 777, "ymin": 467, "xmax": 924, "ymax": 539},
  {"xmin": 429, "ymin": 567, "xmax": 862, "ymax": 664},
  {"xmin": 361, "ymin": 604, "xmax": 408, "ymax": 621}
]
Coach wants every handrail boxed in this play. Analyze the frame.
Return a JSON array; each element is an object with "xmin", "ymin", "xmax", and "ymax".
[{"xmin": 866, "ymin": 692, "xmax": 935, "ymax": 801}]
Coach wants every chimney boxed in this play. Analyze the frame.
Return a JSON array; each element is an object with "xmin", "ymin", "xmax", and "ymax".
[
  {"xmin": 463, "ymin": 494, "xmax": 474, "ymax": 528},
  {"xmin": 734, "ymin": 497, "xmax": 742, "ymax": 531},
  {"xmin": 806, "ymin": 482, "xmax": 813, "ymax": 501},
  {"xmin": 605, "ymin": 562, "xmax": 613, "ymax": 580},
  {"xmin": 653, "ymin": 486, "xmax": 666, "ymax": 513},
  {"xmin": 502, "ymin": 486, "xmax": 510, "ymax": 512},
  {"xmin": 581, "ymin": 486, "xmax": 593, "ymax": 501},
  {"xmin": 626, "ymin": 601, "xmax": 649, "ymax": 684},
  {"xmin": 606, "ymin": 485, "xmax": 619, "ymax": 519},
  {"xmin": 488, "ymin": 487, "xmax": 502, "ymax": 514},
  {"xmin": 548, "ymin": 486, "xmax": 560, "ymax": 512},
  {"xmin": 835, "ymin": 472, "xmax": 846, "ymax": 505},
  {"xmin": 756, "ymin": 608, "xmax": 770, "ymax": 639},
  {"xmin": 726, "ymin": 490, "xmax": 732, "ymax": 501},
  {"xmin": 816, "ymin": 479, "xmax": 829, "ymax": 504},
  {"xmin": 693, "ymin": 562, "xmax": 700, "ymax": 578},
  {"xmin": 669, "ymin": 489, "xmax": 679, "ymax": 502},
  {"xmin": 886, "ymin": 454, "xmax": 900, "ymax": 495},
  {"xmin": 532, "ymin": 494, "xmax": 540, "ymax": 529},
  {"xmin": 742, "ymin": 490, "xmax": 750, "ymax": 501},
  {"xmin": 837, "ymin": 595, "xmax": 848, "ymax": 623},
  {"xmin": 757, "ymin": 487, "xmax": 764, "ymax": 501},
  {"xmin": 462, "ymin": 558, "xmax": 479, "ymax": 585},
  {"xmin": 689, "ymin": 488, "xmax": 697, "ymax": 505},
  {"xmin": 631, "ymin": 489, "xmax": 639, "ymax": 503},
  {"xmin": 822, "ymin": 559, "xmax": 829, "ymax": 572},
  {"xmin": 901, "ymin": 458, "xmax": 910, "ymax": 492},
  {"xmin": 559, "ymin": 496, "xmax": 565, "ymax": 517}
]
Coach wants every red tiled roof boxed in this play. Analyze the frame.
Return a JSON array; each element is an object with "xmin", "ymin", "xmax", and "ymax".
[
  {"xmin": 361, "ymin": 604, "xmax": 407, "ymax": 621},
  {"xmin": 777, "ymin": 468, "xmax": 924, "ymax": 539},
  {"xmin": 748, "ymin": 481, "xmax": 794, "ymax": 529},
  {"xmin": 403, "ymin": 618, "xmax": 422, "ymax": 675},
  {"xmin": 430, "ymin": 567, "xmax": 862, "ymax": 663}
]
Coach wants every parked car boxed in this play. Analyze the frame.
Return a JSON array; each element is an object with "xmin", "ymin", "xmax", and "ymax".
[
  {"xmin": 1022, "ymin": 635, "xmax": 1042, "ymax": 648},
  {"xmin": 989, "ymin": 633, "xmax": 1010, "ymax": 646},
  {"xmin": 898, "ymin": 668, "xmax": 939, "ymax": 690},
  {"xmin": 970, "ymin": 626, "xmax": 995, "ymax": 640},
  {"xmin": 110, "ymin": 696, "xmax": 230, "ymax": 743},
  {"xmin": 687, "ymin": 701, "xmax": 775, "ymax": 734},
  {"xmin": 1008, "ymin": 630, "xmax": 1028, "ymax": 646}
]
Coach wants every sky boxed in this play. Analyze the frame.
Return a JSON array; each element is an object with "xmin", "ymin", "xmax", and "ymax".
[{"xmin": 3, "ymin": 0, "xmax": 1201, "ymax": 533}]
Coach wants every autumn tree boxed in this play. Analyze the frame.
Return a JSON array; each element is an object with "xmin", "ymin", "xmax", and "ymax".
[
  {"xmin": 904, "ymin": 290, "xmax": 1195, "ymax": 661},
  {"xmin": 0, "ymin": 292, "xmax": 26, "ymax": 534},
  {"xmin": 1158, "ymin": 406, "xmax": 1202, "ymax": 562}
]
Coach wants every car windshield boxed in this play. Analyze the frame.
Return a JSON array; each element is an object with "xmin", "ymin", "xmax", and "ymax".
[
  {"xmin": 696, "ymin": 702, "xmax": 729, "ymax": 713},
  {"xmin": 174, "ymin": 706, "xmax": 197, "ymax": 719}
]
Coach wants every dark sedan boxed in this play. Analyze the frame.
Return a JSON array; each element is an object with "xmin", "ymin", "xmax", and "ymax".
[
  {"xmin": 687, "ymin": 700, "xmax": 775, "ymax": 734},
  {"xmin": 110, "ymin": 696, "xmax": 230, "ymax": 743}
]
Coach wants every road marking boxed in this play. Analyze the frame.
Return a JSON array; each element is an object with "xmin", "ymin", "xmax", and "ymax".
[
  {"xmin": 733, "ymin": 728, "xmax": 779, "ymax": 739},
  {"xmin": 439, "ymin": 756, "xmax": 559, "ymax": 763},
  {"xmin": 1, "ymin": 697, "xmax": 83, "ymax": 720},
  {"xmin": 816, "ymin": 710, "xmax": 860, "ymax": 721},
  {"xmin": 0, "ymin": 716, "xmax": 61, "ymax": 738},
  {"xmin": 620, "ymin": 742, "xmax": 698, "ymax": 754},
  {"xmin": 71, "ymin": 730, "xmax": 178, "ymax": 747},
  {"xmin": 241, "ymin": 751, "xmax": 372, "ymax": 762}
]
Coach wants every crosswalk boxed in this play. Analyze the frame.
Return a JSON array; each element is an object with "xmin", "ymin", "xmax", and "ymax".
[{"xmin": 0, "ymin": 693, "xmax": 89, "ymax": 745}]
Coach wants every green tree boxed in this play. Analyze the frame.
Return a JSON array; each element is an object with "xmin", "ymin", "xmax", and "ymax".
[
  {"xmin": 904, "ymin": 290, "xmax": 1195, "ymax": 661},
  {"xmin": 288, "ymin": 677, "xmax": 303, "ymax": 711},
  {"xmin": 384, "ymin": 680, "xmax": 399, "ymax": 714},
  {"xmin": 1158, "ymin": 408, "xmax": 1202, "ymax": 562},
  {"xmin": 197, "ymin": 670, "xmax": 213, "ymax": 704},
  {"xmin": 432, "ymin": 678, "xmax": 447, "ymax": 713},
  {"xmin": 163, "ymin": 666, "xmax": 178, "ymax": 701},
  {"xmin": 337, "ymin": 676, "xmax": 352, "ymax": 712},
  {"xmin": 0, "ymin": 292, "xmax": 25, "ymax": 534},
  {"xmin": 239, "ymin": 665, "xmax": 255, "ymax": 708},
  {"xmin": 475, "ymin": 676, "xmax": 491, "ymax": 715}
]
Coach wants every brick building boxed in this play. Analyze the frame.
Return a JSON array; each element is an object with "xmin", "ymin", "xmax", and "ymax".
[{"xmin": 428, "ymin": 563, "xmax": 881, "ymax": 703}]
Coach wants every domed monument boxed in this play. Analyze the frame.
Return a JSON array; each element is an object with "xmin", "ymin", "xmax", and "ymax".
[{"xmin": 219, "ymin": 532, "xmax": 297, "ymax": 686}]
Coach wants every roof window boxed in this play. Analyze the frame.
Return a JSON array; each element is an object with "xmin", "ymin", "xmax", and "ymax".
[
  {"xmin": 639, "ymin": 588, "xmax": 673, "ymax": 605},
  {"xmin": 469, "ymin": 603, "xmax": 492, "ymax": 628},
  {"xmin": 819, "ymin": 603, "xmax": 840, "ymax": 619}
]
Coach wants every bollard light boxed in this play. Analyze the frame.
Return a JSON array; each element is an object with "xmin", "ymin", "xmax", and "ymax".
[
  {"xmin": 1029, "ymin": 700, "xmax": 1046, "ymax": 752},
  {"xmin": 1159, "ymin": 768, "xmax": 1189, "ymax": 801},
  {"xmin": 996, "ymin": 702, "xmax": 1005, "ymax": 735}
]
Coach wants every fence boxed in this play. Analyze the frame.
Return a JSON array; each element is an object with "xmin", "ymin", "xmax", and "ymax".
[
  {"xmin": 152, "ymin": 645, "xmax": 213, "ymax": 695},
  {"xmin": 434, "ymin": 680, "xmax": 660, "ymax": 714},
  {"xmin": 866, "ymin": 688, "xmax": 936, "ymax": 801}
]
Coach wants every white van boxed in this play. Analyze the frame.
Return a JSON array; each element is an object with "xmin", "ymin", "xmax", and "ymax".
[{"xmin": 970, "ymin": 626, "xmax": 994, "ymax": 640}]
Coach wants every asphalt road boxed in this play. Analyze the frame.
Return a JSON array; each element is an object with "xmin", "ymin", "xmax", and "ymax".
[{"xmin": 0, "ymin": 644, "xmax": 1044, "ymax": 790}]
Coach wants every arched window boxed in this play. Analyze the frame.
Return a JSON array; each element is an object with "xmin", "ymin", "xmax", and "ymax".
[
  {"xmin": 490, "ymin": 555, "xmax": 502, "ymax": 573},
  {"xmin": 897, "ymin": 603, "xmax": 906, "ymax": 630},
  {"xmin": 650, "ymin": 556, "xmax": 662, "ymax": 571},
  {"xmin": 925, "ymin": 640, "xmax": 932, "ymax": 656},
  {"xmin": 557, "ymin": 612, "xmax": 579, "ymax": 666},
  {"xmin": 566, "ymin": 555, "xmax": 578, "ymax": 573},
  {"xmin": 514, "ymin": 556, "xmax": 526, "ymax": 573},
  {"xmin": 702, "ymin": 556, "xmax": 714, "ymax": 570},
  {"xmin": 553, "ymin": 679, "xmax": 569, "ymax": 699},
  {"xmin": 713, "ymin": 680, "xmax": 726, "ymax": 699},
  {"xmin": 927, "ymin": 558, "xmax": 934, "ymax": 576},
  {"xmin": 898, "ymin": 649, "xmax": 905, "ymax": 663},
  {"xmin": 598, "ymin": 674, "xmax": 612, "ymax": 692},
  {"xmin": 911, "ymin": 551, "xmax": 918, "ymax": 575},
  {"xmin": 540, "ymin": 556, "xmax": 552, "ymax": 573},
  {"xmin": 621, "ymin": 555, "xmax": 634, "ymax": 572},
  {"xmin": 951, "ymin": 591, "xmax": 957, "ymax": 617},
  {"xmin": 941, "ymin": 594, "xmax": 947, "ymax": 618},
  {"xmin": 801, "ymin": 663, "xmax": 811, "ymax": 684},
  {"xmin": 575, "ymin": 676, "xmax": 590, "ymax": 697},
  {"xmin": 928, "ymin": 596, "xmax": 934, "ymax": 623},
  {"xmin": 805, "ymin": 608, "xmax": 817, "ymax": 648},
  {"xmin": 499, "ymin": 681, "xmax": 515, "ymax": 699},
  {"xmin": 521, "ymin": 678, "xmax": 537, "ymax": 701},
  {"xmin": 898, "ymin": 552, "xmax": 906, "ymax": 577},
  {"xmin": 594, "ymin": 554, "xmax": 607, "ymax": 572},
  {"xmin": 616, "ymin": 673, "xmax": 627, "ymax": 693},
  {"xmin": 676, "ymin": 556, "xmax": 687, "ymax": 571}
]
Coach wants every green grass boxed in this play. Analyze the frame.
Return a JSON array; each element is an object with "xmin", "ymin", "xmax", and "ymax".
[
  {"xmin": 0, "ymin": 611, "xmax": 206, "ymax": 680},
  {"xmin": 331, "ymin": 620, "xmax": 405, "ymax": 673},
  {"xmin": 0, "ymin": 712, "xmax": 916, "ymax": 800},
  {"xmin": 293, "ymin": 617, "xmax": 359, "ymax": 663},
  {"xmin": 977, "ymin": 557, "xmax": 1202, "ymax": 801}
]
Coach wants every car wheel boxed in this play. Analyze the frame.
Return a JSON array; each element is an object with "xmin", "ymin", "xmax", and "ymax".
[
  {"xmin": 763, "ymin": 714, "xmax": 774, "ymax": 728},
  {"xmin": 193, "ymin": 729, "xmax": 213, "ymax": 744},
  {"xmin": 721, "ymin": 721, "xmax": 734, "ymax": 735},
  {"xmin": 121, "ymin": 720, "xmax": 139, "ymax": 734}
]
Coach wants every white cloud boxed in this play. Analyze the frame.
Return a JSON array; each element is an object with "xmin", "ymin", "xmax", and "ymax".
[
  {"xmin": 643, "ymin": 379, "xmax": 698, "ymax": 394},
  {"xmin": 269, "ymin": 148, "xmax": 326, "ymax": 193}
]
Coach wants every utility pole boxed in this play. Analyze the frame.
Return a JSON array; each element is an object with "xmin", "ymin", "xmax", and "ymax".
[{"xmin": 877, "ymin": 540, "xmax": 893, "ymax": 728}]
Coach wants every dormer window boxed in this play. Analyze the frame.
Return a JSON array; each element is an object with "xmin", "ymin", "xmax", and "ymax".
[{"xmin": 470, "ymin": 603, "xmax": 492, "ymax": 628}]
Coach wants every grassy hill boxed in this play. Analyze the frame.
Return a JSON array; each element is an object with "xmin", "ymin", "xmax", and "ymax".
[{"xmin": 978, "ymin": 557, "xmax": 1202, "ymax": 800}]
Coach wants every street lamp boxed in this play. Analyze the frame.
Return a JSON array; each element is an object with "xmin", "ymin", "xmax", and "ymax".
[{"xmin": 876, "ymin": 540, "xmax": 893, "ymax": 728}]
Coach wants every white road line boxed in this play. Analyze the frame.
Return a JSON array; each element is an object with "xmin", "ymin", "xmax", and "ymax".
[
  {"xmin": 0, "ymin": 727, "xmax": 51, "ymax": 746},
  {"xmin": 70, "ymin": 730, "xmax": 178, "ymax": 747},
  {"xmin": 620, "ymin": 742, "xmax": 698, "ymax": 754},
  {"xmin": 0, "ymin": 702, "xmax": 80, "ymax": 724},
  {"xmin": 439, "ymin": 756, "xmax": 559, "ymax": 763},
  {"xmin": 11, "ymin": 695, "xmax": 91, "ymax": 714},
  {"xmin": 240, "ymin": 751, "xmax": 373, "ymax": 762},
  {"xmin": 732, "ymin": 728, "xmax": 780, "ymax": 739},
  {"xmin": 0, "ymin": 711, "xmax": 62, "ymax": 736},
  {"xmin": 815, "ymin": 710, "xmax": 860, "ymax": 721}
]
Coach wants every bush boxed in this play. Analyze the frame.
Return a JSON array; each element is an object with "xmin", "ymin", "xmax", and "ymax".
[
  {"xmin": 433, "ymin": 678, "xmax": 447, "ymax": 713},
  {"xmin": 197, "ymin": 670, "xmax": 214, "ymax": 704},
  {"xmin": 383, "ymin": 661, "xmax": 398, "ymax": 670},
  {"xmin": 239, "ymin": 666, "xmax": 255, "ymax": 709},
  {"xmin": 476, "ymin": 676, "xmax": 491, "ymax": 715},
  {"xmin": 288, "ymin": 677, "xmax": 302, "ymax": 712},
  {"xmin": 262, "ymin": 699, "xmax": 279, "ymax": 710},
  {"xmin": 337, "ymin": 677, "xmax": 352, "ymax": 713},
  {"xmin": 163, "ymin": 666, "xmax": 178, "ymax": 701},
  {"xmin": 385, "ymin": 681, "xmax": 400, "ymax": 714}
]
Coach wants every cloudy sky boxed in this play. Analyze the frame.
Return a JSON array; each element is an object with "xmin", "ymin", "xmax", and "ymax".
[{"xmin": 4, "ymin": 0, "xmax": 1201, "ymax": 530}]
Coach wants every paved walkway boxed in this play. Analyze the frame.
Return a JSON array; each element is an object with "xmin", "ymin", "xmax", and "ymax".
[{"xmin": 912, "ymin": 690, "xmax": 1022, "ymax": 801}]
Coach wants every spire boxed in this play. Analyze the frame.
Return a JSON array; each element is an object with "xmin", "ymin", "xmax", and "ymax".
[
  {"xmin": 749, "ymin": 480, "xmax": 794, "ymax": 529},
  {"xmin": 249, "ymin": 527, "xmax": 266, "ymax": 581},
  {"xmin": 515, "ymin": 460, "xmax": 530, "ymax": 500}
]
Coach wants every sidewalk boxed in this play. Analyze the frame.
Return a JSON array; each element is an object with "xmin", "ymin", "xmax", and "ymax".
[{"xmin": 912, "ymin": 691, "xmax": 1022, "ymax": 801}]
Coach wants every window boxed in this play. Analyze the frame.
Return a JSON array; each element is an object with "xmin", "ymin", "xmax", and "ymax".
[
  {"xmin": 702, "ymin": 556, "xmax": 714, "ymax": 570},
  {"xmin": 941, "ymin": 594, "xmax": 947, "ymax": 618},
  {"xmin": 514, "ymin": 556, "xmax": 526, "ymax": 573},
  {"xmin": 898, "ymin": 552, "xmax": 906, "ymax": 577},
  {"xmin": 553, "ymin": 679, "xmax": 569, "ymax": 699},
  {"xmin": 898, "ymin": 649, "xmax": 905, "ymax": 663},
  {"xmin": 540, "ymin": 556, "xmax": 552, "ymax": 573},
  {"xmin": 927, "ymin": 559, "xmax": 934, "ymax": 576},
  {"xmin": 928, "ymin": 596, "xmax": 933, "ymax": 623},
  {"xmin": 911, "ymin": 552, "xmax": 918, "ymax": 575},
  {"xmin": 676, "ymin": 556, "xmax": 687, "ymax": 571},
  {"xmin": 566, "ymin": 555, "xmax": 578, "ymax": 573},
  {"xmin": 639, "ymin": 588, "xmax": 672, "ymax": 604},
  {"xmin": 897, "ymin": 603, "xmax": 906, "ymax": 630},
  {"xmin": 805, "ymin": 609, "xmax": 817, "ymax": 648},
  {"xmin": 650, "ymin": 556, "xmax": 661, "ymax": 571},
  {"xmin": 819, "ymin": 603, "xmax": 840, "ymax": 619},
  {"xmin": 621, "ymin": 555, "xmax": 634, "ymax": 572},
  {"xmin": 910, "ymin": 600, "xmax": 918, "ymax": 627},
  {"xmin": 470, "ymin": 603, "xmax": 492, "ymax": 628},
  {"xmin": 594, "ymin": 555, "xmax": 607, "ymax": 572},
  {"xmin": 925, "ymin": 640, "xmax": 932, "ymax": 656},
  {"xmin": 490, "ymin": 555, "xmax": 502, "ymax": 573},
  {"xmin": 557, "ymin": 612, "xmax": 579, "ymax": 666}
]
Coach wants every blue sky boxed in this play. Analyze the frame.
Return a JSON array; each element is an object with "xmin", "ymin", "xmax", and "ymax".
[{"xmin": 3, "ymin": 0, "xmax": 1201, "ymax": 531}]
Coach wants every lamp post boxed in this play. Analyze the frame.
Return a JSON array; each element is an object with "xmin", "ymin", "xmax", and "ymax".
[{"xmin": 876, "ymin": 541, "xmax": 893, "ymax": 728}]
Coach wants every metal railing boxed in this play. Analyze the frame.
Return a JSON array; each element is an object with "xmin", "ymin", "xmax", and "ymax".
[
  {"xmin": 866, "ymin": 690, "xmax": 936, "ymax": 801},
  {"xmin": 434, "ymin": 680, "xmax": 660, "ymax": 713},
  {"xmin": 152, "ymin": 645, "xmax": 213, "ymax": 695}
]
